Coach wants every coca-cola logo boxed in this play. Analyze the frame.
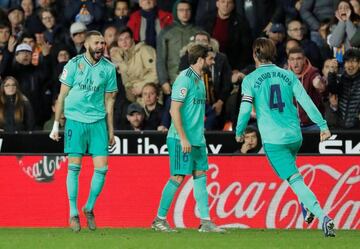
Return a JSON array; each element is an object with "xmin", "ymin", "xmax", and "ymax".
[
  {"xmin": 172, "ymin": 163, "xmax": 360, "ymax": 229},
  {"xmin": 18, "ymin": 156, "xmax": 67, "ymax": 182}
]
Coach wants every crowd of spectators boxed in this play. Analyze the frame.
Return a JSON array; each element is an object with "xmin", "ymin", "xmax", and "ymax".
[{"xmin": 0, "ymin": 0, "xmax": 359, "ymax": 133}]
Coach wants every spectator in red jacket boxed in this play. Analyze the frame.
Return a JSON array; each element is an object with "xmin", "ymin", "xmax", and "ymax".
[
  {"xmin": 288, "ymin": 47, "xmax": 326, "ymax": 131},
  {"xmin": 127, "ymin": 0, "xmax": 172, "ymax": 48}
]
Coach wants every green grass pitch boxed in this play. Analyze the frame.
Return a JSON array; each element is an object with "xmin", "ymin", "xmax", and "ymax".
[{"xmin": 0, "ymin": 228, "xmax": 358, "ymax": 249}]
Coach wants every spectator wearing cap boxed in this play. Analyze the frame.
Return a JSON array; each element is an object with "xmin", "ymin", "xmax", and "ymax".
[
  {"xmin": 64, "ymin": 0, "xmax": 105, "ymax": 31},
  {"xmin": 66, "ymin": 22, "xmax": 87, "ymax": 57},
  {"xmin": 268, "ymin": 23, "xmax": 286, "ymax": 66},
  {"xmin": 124, "ymin": 102, "xmax": 147, "ymax": 130},
  {"xmin": 7, "ymin": 6, "xmax": 25, "ymax": 39},
  {"xmin": 110, "ymin": 26, "xmax": 158, "ymax": 104},
  {"xmin": 127, "ymin": 0, "xmax": 173, "ymax": 48},
  {"xmin": 4, "ymin": 42, "xmax": 52, "ymax": 128}
]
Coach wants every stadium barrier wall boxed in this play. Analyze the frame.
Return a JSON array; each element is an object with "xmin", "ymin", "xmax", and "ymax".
[
  {"xmin": 0, "ymin": 155, "xmax": 358, "ymax": 229},
  {"xmin": 0, "ymin": 130, "xmax": 359, "ymax": 154}
]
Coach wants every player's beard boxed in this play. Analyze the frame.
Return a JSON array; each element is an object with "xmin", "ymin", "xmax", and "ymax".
[{"xmin": 89, "ymin": 47, "xmax": 104, "ymax": 62}]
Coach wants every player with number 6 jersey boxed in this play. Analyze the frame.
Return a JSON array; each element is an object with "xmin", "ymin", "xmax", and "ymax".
[{"xmin": 235, "ymin": 38, "xmax": 335, "ymax": 238}]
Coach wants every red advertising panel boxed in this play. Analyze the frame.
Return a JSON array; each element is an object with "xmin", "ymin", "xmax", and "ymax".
[{"xmin": 0, "ymin": 156, "xmax": 358, "ymax": 229}]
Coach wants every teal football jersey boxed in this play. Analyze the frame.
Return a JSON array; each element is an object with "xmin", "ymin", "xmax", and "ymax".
[
  {"xmin": 237, "ymin": 64, "xmax": 328, "ymax": 144},
  {"xmin": 59, "ymin": 54, "xmax": 118, "ymax": 123},
  {"xmin": 167, "ymin": 67, "xmax": 206, "ymax": 146}
]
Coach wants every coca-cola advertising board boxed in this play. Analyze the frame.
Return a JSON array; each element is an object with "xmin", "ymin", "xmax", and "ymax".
[{"xmin": 0, "ymin": 155, "xmax": 358, "ymax": 229}]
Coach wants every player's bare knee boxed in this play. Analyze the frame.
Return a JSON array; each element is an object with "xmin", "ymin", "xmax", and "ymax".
[
  {"xmin": 93, "ymin": 156, "xmax": 108, "ymax": 168},
  {"xmin": 171, "ymin": 175, "xmax": 185, "ymax": 184},
  {"xmin": 68, "ymin": 154, "xmax": 82, "ymax": 165},
  {"xmin": 193, "ymin": 170, "xmax": 206, "ymax": 178}
]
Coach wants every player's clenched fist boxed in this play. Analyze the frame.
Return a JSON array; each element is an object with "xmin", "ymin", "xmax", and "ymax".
[{"xmin": 49, "ymin": 120, "xmax": 61, "ymax": 141}]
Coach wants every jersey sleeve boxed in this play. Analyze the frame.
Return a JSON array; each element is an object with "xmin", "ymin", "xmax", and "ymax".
[
  {"xmin": 235, "ymin": 76, "xmax": 253, "ymax": 136},
  {"xmin": 106, "ymin": 65, "xmax": 118, "ymax": 92},
  {"xmin": 292, "ymin": 74, "xmax": 328, "ymax": 131},
  {"xmin": 59, "ymin": 59, "xmax": 76, "ymax": 87},
  {"xmin": 171, "ymin": 76, "xmax": 190, "ymax": 102},
  {"xmin": 241, "ymin": 76, "xmax": 254, "ymax": 98}
]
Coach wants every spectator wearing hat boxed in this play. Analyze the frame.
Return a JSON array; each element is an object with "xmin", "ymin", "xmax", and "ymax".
[
  {"xmin": 127, "ymin": 0, "xmax": 173, "ymax": 48},
  {"xmin": 268, "ymin": 23, "xmax": 286, "ymax": 66},
  {"xmin": 124, "ymin": 102, "xmax": 147, "ymax": 130},
  {"xmin": 66, "ymin": 22, "xmax": 87, "ymax": 57},
  {"xmin": 110, "ymin": 26, "xmax": 158, "ymax": 104},
  {"xmin": 7, "ymin": 6, "xmax": 25, "ymax": 39},
  {"xmin": 4, "ymin": 42, "xmax": 52, "ymax": 128}
]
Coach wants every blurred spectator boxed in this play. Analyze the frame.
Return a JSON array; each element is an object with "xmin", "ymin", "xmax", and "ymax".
[
  {"xmin": 267, "ymin": 23, "xmax": 286, "ymax": 66},
  {"xmin": 124, "ymin": 102, "xmax": 146, "ymax": 130},
  {"xmin": 299, "ymin": 0, "xmax": 337, "ymax": 48},
  {"xmin": 279, "ymin": 0, "xmax": 301, "ymax": 21},
  {"xmin": 158, "ymin": 0, "xmax": 178, "ymax": 12},
  {"xmin": 156, "ymin": 0, "xmax": 199, "ymax": 96},
  {"xmin": 39, "ymin": 8, "xmax": 68, "ymax": 46},
  {"xmin": 50, "ymin": 44, "xmax": 71, "ymax": 94},
  {"xmin": 110, "ymin": 26, "xmax": 158, "ymax": 103},
  {"xmin": 329, "ymin": 0, "xmax": 360, "ymax": 65},
  {"xmin": 64, "ymin": 0, "xmax": 105, "ymax": 30},
  {"xmin": 43, "ymin": 94, "xmax": 65, "ymax": 131},
  {"xmin": 142, "ymin": 82, "xmax": 165, "ymax": 130},
  {"xmin": 288, "ymin": 47, "xmax": 326, "ymax": 131},
  {"xmin": 113, "ymin": 71, "xmax": 131, "ymax": 130},
  {"xmin": 194, "ymin": 0, "xmax": 216, "ymax": 25},
  {"xmin": 5, "ymin": 43, "xmax": 51, "ymax": 127},
  {"xmin": 106, "ymin": 0, "xmax": 130, "ymax": 29},
  {"xmin": 351, "ymin": 0, "xmax": 360, "ymax": 15},
  {"xmin": 286, "ymin": 19, "xmax": 322, "ymax": 69},
  {"xmin": 328, "ymin": 48, "xmax": 360, "ymax": 129},
  {"xmin": 237, "ymin": 0, "xmax": 284, "ymax": 39},
  {"xmin": 7, "ymin": 6, "xmax": 25, "ymax": 39},
  {"xmin": 0, "ymin": 76, "xmax": 35, "ymax": 132},
  {"xmin": 103, "ymin": 25, "xmax": 118, "ymax": 58},
  {"xmin": 0, "ymin": 22, "xmax": 10, "ymax": 50},
  {"xmin": 67, "ymin": 22, "xmax": 87, "ymax": 57},
  {"xmin": 21, "ymin": 0, "xmax": 44, "ymax": 35},
  {"xmin": 0, "ymin": 1, "xmax": 21, "ymax": 9},
  {"xmin": 179, "ymin": 30, "xmax": 232, "ymax": 130},
  {"xmin": 127, "ymin": 0, "xmax": 173, "ymax": 48},
  {"xmin": 234, "ymin": 126, "xmax": 262, "ymax": 153},
  {"xmin": 322, "ymin": 58, "xmax": 340, "ymax": 129},
  {"xmin": 198, "ymin": 0, "xmax": 252, "ymax": 70}
]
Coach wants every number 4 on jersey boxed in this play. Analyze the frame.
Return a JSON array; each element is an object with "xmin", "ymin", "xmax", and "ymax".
[{"xmin": 269, "ymin": 84, "xmax": 285, "ymax": 112}]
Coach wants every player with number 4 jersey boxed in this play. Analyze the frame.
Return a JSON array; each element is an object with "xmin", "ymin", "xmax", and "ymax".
[{"xmin": 236, "ymin": 38, "xmax": 335, "ymax": 237}]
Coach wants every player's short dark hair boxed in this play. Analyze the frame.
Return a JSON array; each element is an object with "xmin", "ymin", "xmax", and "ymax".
[
  {"xmin": 118, "ymin": 26, "xmax": 133, "ymax": 38},
  {"xmin": 343, "ymin": 48, "xmax": 360, "ymax": 62},
  {"xmin": 85, "ymin": 30, "xmax": 103, "ymax": 40},
  {"xmin": 287, "ymin": 47, "xmax": 305, "ymax": 57},
  {"xmin": 252, "ymin": 37, "xmax": 276, "ymax": 63},
  {"xmin": 188, "ymin": 44, "xmax": 211, "ymax": 65}
]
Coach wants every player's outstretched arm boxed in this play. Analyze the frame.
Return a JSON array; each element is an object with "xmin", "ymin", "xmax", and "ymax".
[
  {"xmin": 49, "ymin": 84, "xmax": 70, "ymax": 141},
  {"xmin": 105, "ymin": 92, "xmax": 117, "ymax": 146},
  {"xmin": 235, "ymin": 99, "xmax": 252, "ymax": 142}
]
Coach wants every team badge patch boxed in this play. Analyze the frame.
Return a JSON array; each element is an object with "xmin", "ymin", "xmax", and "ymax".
[
  {"xmin": 60, "ymin": 69, "xmax": 68, "ymax": 80},
  {"xmin": 179, "ymin": 88, "xmax": 187, "ymax": 98}
]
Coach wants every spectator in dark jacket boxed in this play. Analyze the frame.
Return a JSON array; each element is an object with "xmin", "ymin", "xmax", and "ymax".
[
  {"xmin": 328, "ymin": 49, "xmax": 360, "ymax": 129},
  {"xmin": 0, "ymin": 76, "xmax": 35, "ymax": 132},
  {"xmin": 21, "ymin": 0, "xmax": 44, "ymax": 35},
  {"xmin": 5, "ymin": 43, "xmax": 51, "ymax": 128},
  {"xmin": 198, "ymin": 0, "xmax": 252, "ymax": 70},
  {"xmin": 142, "ymin": 82, "xmax": 165, "ymax": 130},
  {"xmin": 66, "ymin": 22, "xmax": 87, "ymax": 57},
  {"xmin": 236, "ymin": 0, "xmax": 284, "ymax": 39},
  {"xmin": 106, "ymin": 0, "xmax": 130, "ymax": 29}
]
